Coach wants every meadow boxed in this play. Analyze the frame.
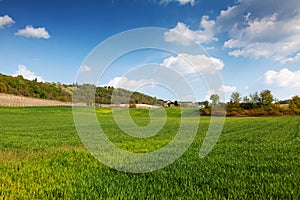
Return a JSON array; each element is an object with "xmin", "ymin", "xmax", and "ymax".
[{"xmin": 0, "ymin": 106, "xmax": 299, "ymax": 199}]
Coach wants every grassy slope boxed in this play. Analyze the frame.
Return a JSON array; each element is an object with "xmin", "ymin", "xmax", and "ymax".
[{"xmin": 0, "ymin": 107, "xmax": 299, "ymax": 199}]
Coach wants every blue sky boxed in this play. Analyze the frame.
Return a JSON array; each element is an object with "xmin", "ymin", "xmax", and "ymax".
[{"xmin": 0, "ymin": 0, "xmax": 299, "ymax": 101}]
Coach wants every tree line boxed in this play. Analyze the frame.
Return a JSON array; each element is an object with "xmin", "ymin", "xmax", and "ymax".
[
  {"xmin": 0, "ymin": 73, "xmax": 72, "ymax": 102},
  {"xmin": 199, "ymin": 90, "xmax": 300, "ymax": 116},
  {"xmin": 0, "ymin": 73, "xmax": 163, "ymax": 105},
  {"xmin": 73, "ymin": 84, "xmax": 164, "ymax": 106}
]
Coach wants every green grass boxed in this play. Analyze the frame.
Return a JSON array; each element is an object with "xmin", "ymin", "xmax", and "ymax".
[{"xmin": 0, "ymin": 107, "xmax": 299, "ymax": 199}]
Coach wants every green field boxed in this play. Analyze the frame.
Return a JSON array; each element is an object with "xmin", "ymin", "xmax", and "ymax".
[{"xmin": 0, "ymin": 107, "xmax": 299, "ymax": 199}]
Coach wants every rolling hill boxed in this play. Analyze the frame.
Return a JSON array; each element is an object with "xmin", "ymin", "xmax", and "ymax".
[{"xmin": 0, "ymin": 73, "xmax": 164, "ymax": 106}]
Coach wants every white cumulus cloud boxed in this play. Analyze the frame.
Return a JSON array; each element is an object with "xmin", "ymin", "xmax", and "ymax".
[
  {"xmin": 16, "ymin": 25, "xmax": 50, "ymax": 39},
  {"xmin": 160, "ymin": 54, "xmax": 224, "ymax": 75},
  {"xmin": 13, "ymin": 64, "xmax": 43, "ymax": 82},
  {"xmin": 0, "ymin": 15, "xmax": 15, "ymax": 28},
  {"xmin": 263, "ymin": 68, "xmax": 300, "ymax": 88},
  {"xmin": 204, "ymin": 85, "xmax": 236, "ymax": 102},
  {"xmin": 219, "ymin": 85, "xmax": 236, "ymax": 93},
  {"xmin": 163, "ymin": 0, "xmax": 300, "ymax": 62},
  {"xmin": 164, "ymin": 16, "xmax": 217, "ymax": 46},
  {"xmin": 79, "ymin": 65, "xmax": 91, "ymax": 72},
  {"xmin": 104, "ymin": 77, "xmax": 154, "ymax": 91},
  {"xmin": 217, "ymin": 0, "xmax": 300, "ymax": 62}
]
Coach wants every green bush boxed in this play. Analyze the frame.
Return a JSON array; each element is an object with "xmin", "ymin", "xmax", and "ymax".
[{"xmin": 0, "ymin": 82, "xmax": 7, "ymax": 93}]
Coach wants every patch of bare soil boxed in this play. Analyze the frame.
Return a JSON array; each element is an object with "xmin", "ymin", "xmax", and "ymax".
[{"xmin": 0, "ymin": 93, "xmax": 71, "ymax": 107}]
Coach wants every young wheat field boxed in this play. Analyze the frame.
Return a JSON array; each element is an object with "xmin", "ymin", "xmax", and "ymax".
[{"xmin": 0, "ymin": 106, "xmax": 299, "ymax": 199}]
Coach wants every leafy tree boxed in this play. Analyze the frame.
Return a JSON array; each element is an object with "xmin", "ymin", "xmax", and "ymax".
[
  {"xmin": 259, "ymin": 90, "xmax": 274, "ymax": 109},
  {"xmin": 289, "ymin": 95, "xmax": 300, "ymax": 110},
  {"xmin": 250, "ymin": 92, "xmax": 259, "ymax": 104},
  {"xmin": 199, "ymin": 101, "xmax": 209, "ymax": 108},
  {"xmin": 198, "ymin": 101, "xmax": 211, "ymax": 115},
  {"xmin": 174, "ymin": 100, "xmax": 179, "ymax": 106},
  {"xmin": 243, "ymin": 96, "xmax": 250, "ymax": 103},
  {"xmin": 230, "ymin": 92, "xmax": 241, "ymax": 104},
  {"xmin": 210, "ymin": 94, "xmax": 220, "ymax": 105}
]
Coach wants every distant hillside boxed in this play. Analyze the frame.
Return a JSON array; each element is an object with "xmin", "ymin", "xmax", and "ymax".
[
  {"xmin": 0, "ymin": 73, "xmax": 72, "ymax": 102},
  {"xmin": 73, "ymin": 84, "xmax": 164, "ymax": 106},
  {"xmin": 0, "ymin": 73, "xmax": 164, "ymax": 105}
]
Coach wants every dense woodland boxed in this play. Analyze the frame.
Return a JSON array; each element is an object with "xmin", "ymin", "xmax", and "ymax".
[
  {"xmin": 73, "ymin": 84, "xmax": 164, "ymax": 106},
  {"xmin": 0, "ymin": 73, "xmax": 72, "ymax": 102},
  {"xmin": 0, "ymin": 73, "xmax": 163, "ymax": 105}
]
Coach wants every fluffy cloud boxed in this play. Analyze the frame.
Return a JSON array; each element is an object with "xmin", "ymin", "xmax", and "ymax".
[
  {"xmin": 204, "ymin": 85, "xmax": 236, "ymax": 102},
  {"xmin": 217, "ymin": 0, "xmax": 300, "ymax": 62},
  {"xmin": 160, "ymin": 54, "xmax": 224, "ymax": 75},
  {"xmin": 0, "ymin": 15, "xmax": 14, "ymax": 28},
  {"xmin": 13, "ymin": 64, "xmax": 43, "ymax": 82},
  {"xmin": 263, "ymin": 68, "xmax": 300, "ymax": 88},
  {"xmin": 104, "ymin": 77, "xmax": 154, "ymax": 91},
  {"xmin": 219, "ymin": 85, "xmax": 236, "ymax": 93},
  {"xmin": 164, "ymin": 0, "xmax": 300, "ymax": 62},
  {"xmin": 79, "ymin": 65, "xmax": 91, "ymax": 72},
  {"xmin": 15, "ymin": 25, "xmax": 50, "ymax": 39},
  {"xmin": 164, "ymin": 16, "xmax": 217, "ymax": 46},
  {"xmin": 160, "ymin": 0, "xmax": 195, "ymax": 6}
]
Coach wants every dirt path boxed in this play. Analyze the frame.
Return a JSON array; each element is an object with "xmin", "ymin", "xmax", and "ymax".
[{"xmin": 0, "ymin": 93, "xmax": 72, "ymax": 107}]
